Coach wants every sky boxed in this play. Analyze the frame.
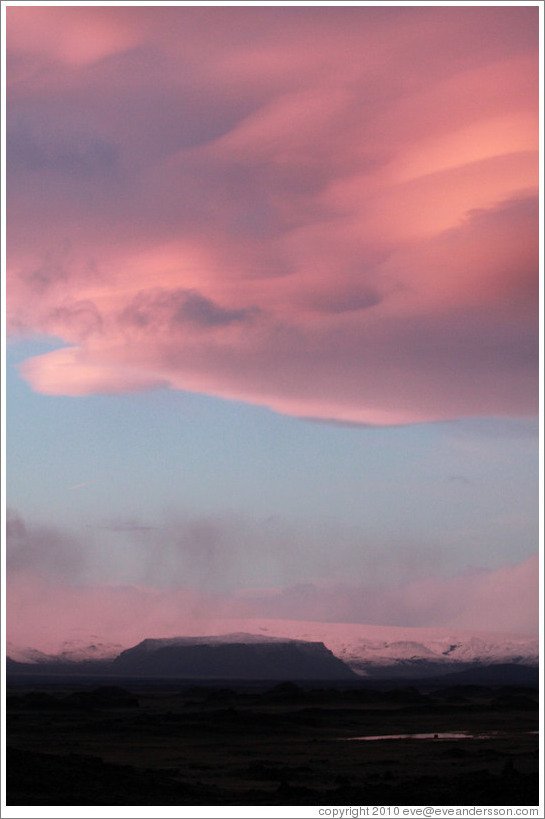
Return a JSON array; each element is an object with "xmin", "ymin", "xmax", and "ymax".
[{"xmin": 4, "ymin": 3, "xmax": 540, "ymax": 651}]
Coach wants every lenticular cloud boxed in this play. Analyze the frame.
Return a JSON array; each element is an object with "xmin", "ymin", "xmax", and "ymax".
[{"xmin": 7, "ymin": 5, "xmax": 539, "ymax": 425}]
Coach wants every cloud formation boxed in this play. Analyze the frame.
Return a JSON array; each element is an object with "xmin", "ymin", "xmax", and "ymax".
[
  {"xmin": 6, "ymin": 509, "xmax": 86, "ymax": 581},
  {"xmin": 7, "ymin": 6, "xmax": 538, "ymax": 424}
]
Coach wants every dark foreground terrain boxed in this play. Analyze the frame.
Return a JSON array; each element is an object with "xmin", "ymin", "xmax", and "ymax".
[{"xmin": 6, "ymin": 678, "xmax": 539, "ymax": 806}]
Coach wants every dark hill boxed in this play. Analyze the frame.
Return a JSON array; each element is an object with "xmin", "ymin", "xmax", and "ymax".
[{"xmin": 110, "ymin": 636, "xmax": 356, "ymax": 680}]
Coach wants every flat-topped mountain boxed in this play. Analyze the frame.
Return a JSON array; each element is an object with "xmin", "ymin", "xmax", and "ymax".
[{"xmin": 110, "ymin": 634, "xmax": 357, "ymax": 680}]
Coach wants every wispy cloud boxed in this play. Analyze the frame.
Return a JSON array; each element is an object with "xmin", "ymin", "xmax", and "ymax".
[{"xmin": 70, "ymin": 479, "xmax": 100, "ymax": 490}]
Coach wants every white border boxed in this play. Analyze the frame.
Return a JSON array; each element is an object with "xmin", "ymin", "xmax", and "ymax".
[{"xmin": 1, "ymin": 2, "xmax": 543, "ymax": 817}]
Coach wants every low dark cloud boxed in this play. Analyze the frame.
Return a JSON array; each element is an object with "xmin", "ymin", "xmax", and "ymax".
[
  {"xmin": 6, "ymin": 509, "xmax": 86, "ymax": 580},
  {"xmin": 121, "ymin": 287, "xmax": 260, "ymax": 332},
  {"xmin": 2, "ymin": 509, "xmax": 472, "ymax": 597}
]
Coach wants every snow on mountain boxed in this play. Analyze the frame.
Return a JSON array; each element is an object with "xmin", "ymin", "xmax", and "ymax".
[
  {"xmin": 7, "ymin": 619, "xmax": 538, "ymax": 675},
  {"xmin": 53, "ymin": 639, "xmax": 125, "ymax": 663},
  {"xmin": 6, "ymin": 643, "xmax": 53, "ymax": 664},
  {"xmin": 130, "ymin": 632, "xmax": 316, "ymax": 654},
  {"xmin": 6, "ymin": 638, "xmax": 123, "ymax": 664}
]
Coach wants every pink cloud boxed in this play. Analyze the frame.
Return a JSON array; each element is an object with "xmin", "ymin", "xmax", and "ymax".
[
  {"xmin": 6, "ymin": 5, "xmax": 146, "ymax": 66},
  {"xmin": 7, "ymin": 6, "xmax": 539, "ymax": 424}
]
